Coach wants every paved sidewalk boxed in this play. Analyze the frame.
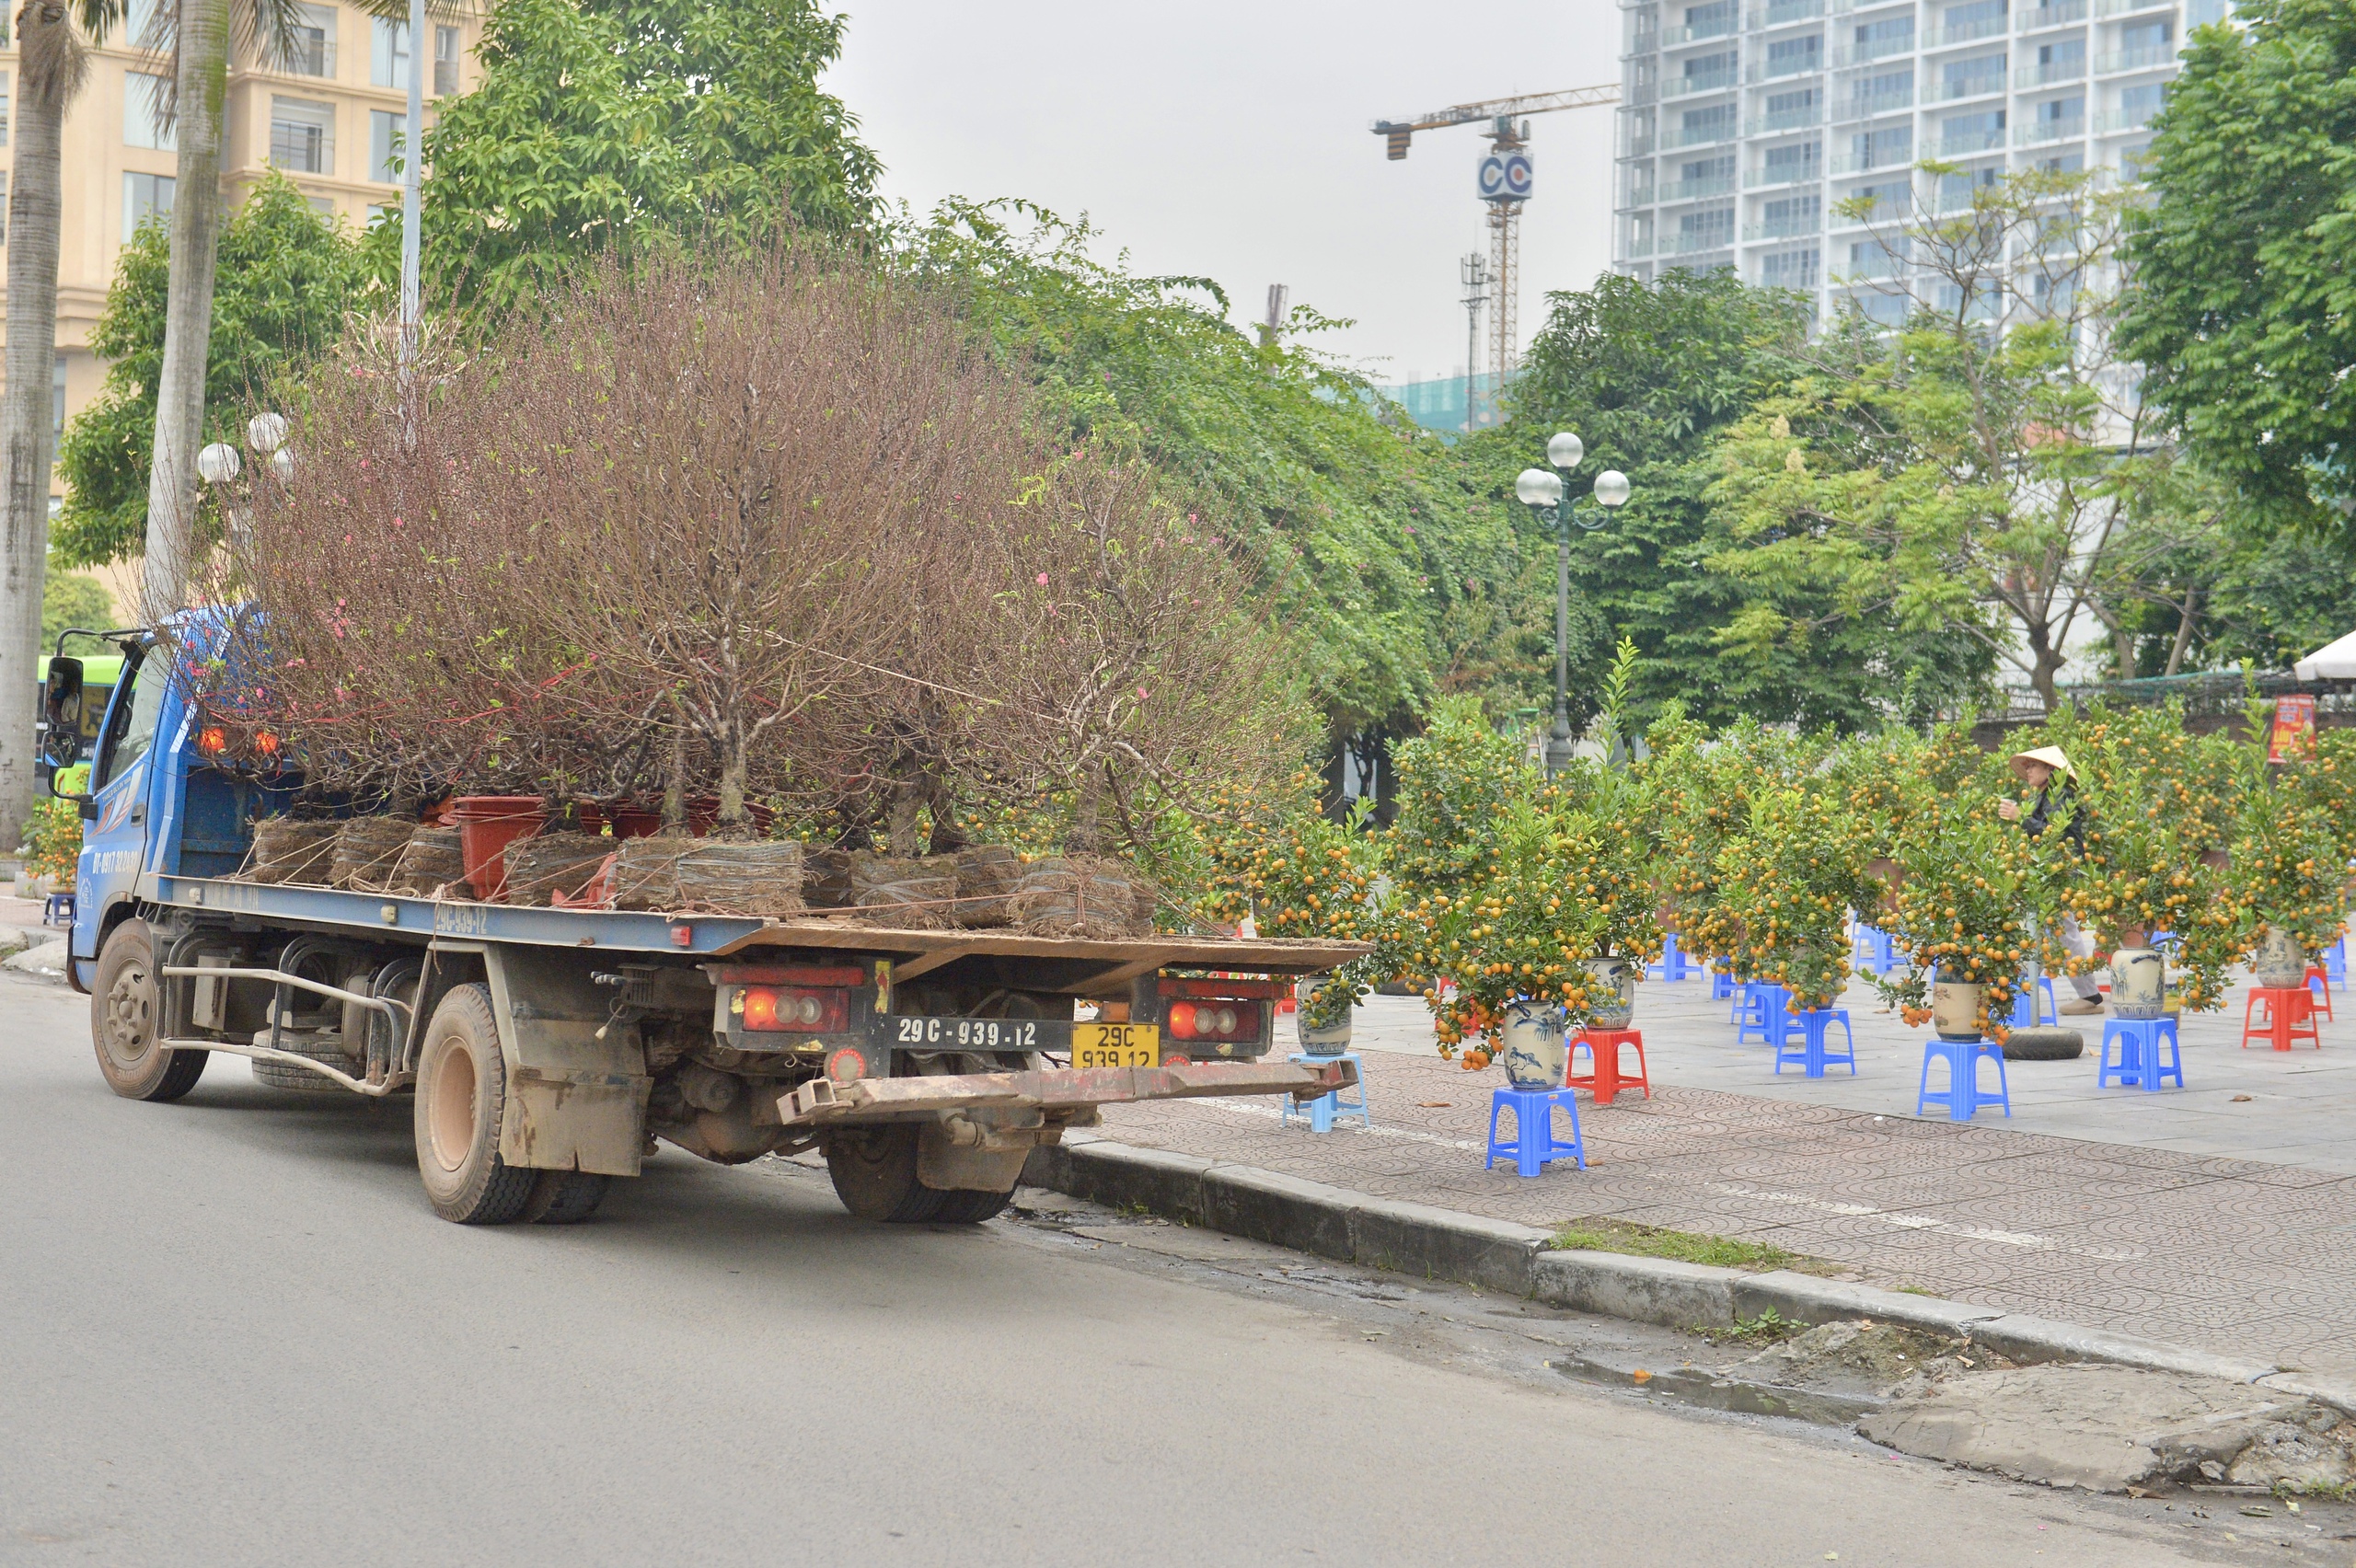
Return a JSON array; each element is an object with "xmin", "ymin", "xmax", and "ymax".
[{"xmin": 1096, "ymin": 974, "xmax": 2356, "ymax": 1375}]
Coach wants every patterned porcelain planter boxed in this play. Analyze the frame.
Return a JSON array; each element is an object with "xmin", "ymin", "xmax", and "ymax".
[
  {"xmin": 1499, "ymin": 999, "xmax": 1568, "ymax": 1089},
  {"xmin": 1583, "ymin": 957, "xmax": 1637, "ymax": 1030},
  {"xmin": 1930, "ymin": 975, "xmax": 1984, "ymax": 1042},
  {"xmin": 1293, "ymin": 977, "xmax": 1354, "ymax": 1056},
  {"xmin": 2110, "ymin": 947, "xmax": 2167, "ymax": 1020},
  {"xmin": 2253, "ymin": 926, "xmax": 2307, "ymax": 991}
]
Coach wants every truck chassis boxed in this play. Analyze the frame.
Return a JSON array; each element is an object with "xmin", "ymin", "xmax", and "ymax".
[{"xmin": 90, "ymin": 870, "xmax": 1362, "ymax": 1227}]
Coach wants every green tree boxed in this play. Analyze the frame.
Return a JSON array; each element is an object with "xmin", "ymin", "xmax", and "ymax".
[
  {"xmin": 1712, "ymin": 167, "xmax": 2146, "ymax": 714},
  {"xmin": 40, "ymin": 571, "xmax": 116, "ymax": 652},
  {"xmin": 2116, "ymin": 0, "xmax": 2356, "ymax": 519},
  {"xmin": 903, "ymin": 201, "xmax": 1505, "ymax": 742},
  {"xmin": 1448, "ymin": 270, "xmax": 1975, "ymax": 732},
  {"xmin": 55, "ymin": 172, "xmax": 364, "ymax": 567},
  {"xmin": 370, "ymin": 0, "xmax": 881, "ymax": 321}
]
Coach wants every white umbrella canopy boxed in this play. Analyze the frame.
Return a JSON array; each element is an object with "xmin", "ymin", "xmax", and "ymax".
[{"xmin": 2294, "ymin": 629, "xmax": 2356, "ymax": 682}]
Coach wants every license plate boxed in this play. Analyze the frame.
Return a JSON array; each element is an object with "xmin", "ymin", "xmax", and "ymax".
[{"xmin": 1071, "ymin": 1023, "xmax": 1160, "ymax": 1069}]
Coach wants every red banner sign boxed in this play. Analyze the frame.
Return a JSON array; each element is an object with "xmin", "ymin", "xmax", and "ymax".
[{"xmin": 2269, "ymin": 695, "xmax": 2317, "ymax": 762}]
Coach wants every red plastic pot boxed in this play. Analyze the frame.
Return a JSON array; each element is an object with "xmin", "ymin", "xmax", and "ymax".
[
  {"xmin": 606, "ymin": 806, "xmax": 665, "ymax": 839},
  {"xmin": 449, "ymin": 796, "xmax": 546, "ymax": 901}
]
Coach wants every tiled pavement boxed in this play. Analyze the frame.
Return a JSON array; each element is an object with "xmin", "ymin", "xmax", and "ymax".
[{"xmin": 1096, "ymin": 974, "xmax": 2356, "ymax": 1375}]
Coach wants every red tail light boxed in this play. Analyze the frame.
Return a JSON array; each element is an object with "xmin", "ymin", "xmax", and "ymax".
[
  {"xmin": 734, "ymin": 986, "xmax": 849, "ymax": 1032},
  {"xmin": 1167, "ymin": 1001, "xmax": 1260, "ymax": 1043}
]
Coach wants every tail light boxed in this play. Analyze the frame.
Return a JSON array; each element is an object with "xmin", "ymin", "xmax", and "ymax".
[
  {"xmin": 733, "ymin": 986, "xmax": 849, "ymax": 1033},
  {"xmin": 825, "ymin": 1046, "xmax": 868, "ymax": 1084},
  {"xmin": 1167, "ymin": 1000, "xmax": 1261, "ymax": 1043}
]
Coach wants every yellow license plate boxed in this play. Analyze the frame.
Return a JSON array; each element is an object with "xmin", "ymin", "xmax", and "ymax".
[{"xmin": 1071, "ymin": 1023, "xmax": 1160, "ymax": 1068}]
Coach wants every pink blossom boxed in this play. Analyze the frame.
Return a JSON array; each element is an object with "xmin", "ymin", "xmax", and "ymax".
[{"xmin": 1035, "ymin": 572, "xmax": 1049, "ymax": 586}]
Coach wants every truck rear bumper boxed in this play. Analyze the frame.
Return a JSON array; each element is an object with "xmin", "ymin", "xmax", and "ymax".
[{"xmin": 779, "ymin": 1057, "xmax": 1358, "ymax": 1126}]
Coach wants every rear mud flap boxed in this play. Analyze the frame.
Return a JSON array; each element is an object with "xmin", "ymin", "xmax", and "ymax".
[{"xmin": 502, "ymin": 1066, "xmax": 653, "ymax": 1177}]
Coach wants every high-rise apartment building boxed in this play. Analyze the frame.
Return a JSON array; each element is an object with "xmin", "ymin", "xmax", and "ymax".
[
  {"xmin": 0, "ymin": 4, "xmax": 481, "ymax": 503},
  {"xmin": 1611, "ymin": 0, "xmax": 2229, "ymax": 317}
]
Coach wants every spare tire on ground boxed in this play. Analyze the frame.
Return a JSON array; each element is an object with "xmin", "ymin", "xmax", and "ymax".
[{"xmin": 2002, "ymin": 1026, "xmax": 2084, "ymax": 1061}]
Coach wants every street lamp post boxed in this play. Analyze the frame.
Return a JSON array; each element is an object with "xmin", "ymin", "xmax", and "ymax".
[{"xmin": 1516, "ymin": 432, "xmax": 1632, "ymax": 778}]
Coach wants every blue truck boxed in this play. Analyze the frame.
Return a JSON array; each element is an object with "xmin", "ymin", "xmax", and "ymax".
[{"xmin": 38, "ymin": 624, "xmax": 1358, "ymax": 1227}]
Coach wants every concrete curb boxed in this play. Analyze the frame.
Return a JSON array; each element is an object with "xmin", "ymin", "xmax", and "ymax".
[{"xmin": 1024, "ymin": 1134, "xmax": 2347, "ymax": 1417}]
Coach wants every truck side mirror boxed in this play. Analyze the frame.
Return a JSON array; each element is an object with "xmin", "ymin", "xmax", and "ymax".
[{"xmin": 41, "ymin": 657, "xmax": 85, "ymax": 768}]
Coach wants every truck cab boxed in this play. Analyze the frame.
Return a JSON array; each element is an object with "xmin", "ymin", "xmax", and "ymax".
[{"xmin": 46, "ymin": 624, "xmax": 288, "ymax": 994}]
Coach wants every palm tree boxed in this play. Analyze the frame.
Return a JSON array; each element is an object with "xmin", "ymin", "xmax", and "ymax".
[
  {"xmin": 1, "ymin": 0, "xmax": 121, "ymax": 850},
  {"xmin": 139, "ymin": 0, "xmax": 308, "ymax": 615},
  {"xmin": 139, "ymin": 0, "xmax": 434, "ymax": 616}
]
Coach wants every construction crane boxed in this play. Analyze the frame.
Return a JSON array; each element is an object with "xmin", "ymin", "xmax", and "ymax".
[{"xmin": 1371, "ymin": 85, "xmax": 1619, "ymax": 419}]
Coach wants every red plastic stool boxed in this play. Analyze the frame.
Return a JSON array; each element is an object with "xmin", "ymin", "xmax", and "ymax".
[
  {"xmin": 2305, "ymin": 964, "xmax": 2334, "ymax": 1021},
  {"xmin": 1568, "ymin": 1028, "xmax": 1650, "ymax": 1105},
  {"xmin": 2242, "ymin": 986, "xmax": 2322, "ymax": 1052}
]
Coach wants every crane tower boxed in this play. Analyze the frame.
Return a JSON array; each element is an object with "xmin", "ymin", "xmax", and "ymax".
[{"xmin": 1371, "ymin": 85, "xmax": 1618, "ymax": 407}]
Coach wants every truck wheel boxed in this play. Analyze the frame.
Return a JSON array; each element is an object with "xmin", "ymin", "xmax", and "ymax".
[
  {"xmin": 413, "ymin": 983, "xmax": 536, "ymax": 1224},
  {"xmin": 825, "ymin": 1125, "xmax": 946, "ymax": 1223},
  {"xmin": 522, "ymin": 1170, "xmax": 611, "ymax": 1225},
  {"xmin": 252, "ymin": 1037, "xmax": 357, "ymax": 1092},
  {"xmin": 91, "ymin": 918, "xmax": 209, "ymax": 1102},
  {"xmin": 930, "ymin": 1187, "xmax": 1014, "ymax": 1224}
]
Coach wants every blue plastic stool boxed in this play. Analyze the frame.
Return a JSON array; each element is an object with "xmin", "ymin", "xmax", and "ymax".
[
  {"xmin": 1916, "ymin": 1038, "xmax": 2011, "ymax": 1121},
  {"xmin": 1282, "ymin": 1051, "xmax": 1371, "ymax": 1132},
  {"xmin": 2325, "ymin": 938, "xmax": 2347, "ymax": 988},
  {"xmin": 1484, "ymin": 1086, "xmax": 1585, "ymax": 1177},
  {"xmin": 2096, "ymin": 1017, "xmax": 2183, "ymax": 1091},
  {"xmin": 1714, "ymin": 969, "xmax": 1738, "ymax": 1009},
  {"xmin": 1775, "ymin": 1008, "xmax": 1856, "ymax": 1078},
  {"xmin": 1646, "ymin": 932, "xmax": 1693, "ymax": 982},
  {"xmin": 2007, "ymin": 976, "xmax": 2059, "ymax": 1029},
  {"xmin": 1851, "ymin": 925, "xmax": 1897, "ymax": 976},
  {"xmin": 1736, "ymin": 983, "xmax": 1792, "ymax": 1045},
  {"xmin": 42, "ymin": 892, "xmax": 74, "ymax": 928}
]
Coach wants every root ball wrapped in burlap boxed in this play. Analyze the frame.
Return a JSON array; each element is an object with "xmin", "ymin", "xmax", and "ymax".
[
  {"xmin": 1008, "ymin": 855, "xmax": 1157, "ymax": 939},
  {"xmin": 803, "ymin": 846, "xmax": 856, "ymax": 912},
  {"xmin": 330, "ymin": 817, "xmax": 419, "ymax": 890},
  {"xmin": 848, "ymin": 854, "xmax": 958, "ymax": 928},
  {"xmin": 952, "ymin": 844, "xmax": 1024, "ymax": 928},
  {"xmin": 502, "ymin": 832, "xmax": 617, "ymax": 906},
  {"xmin": 614, "ymin": 838, "xmax": 805, "ymax": 916},
  {"xmin": 245, "ymin": 818, "xmax": 341, "ymax": 884},
  {"xmin": 387, "ymin": 827, "xmax": 467, "ymax": 896}
]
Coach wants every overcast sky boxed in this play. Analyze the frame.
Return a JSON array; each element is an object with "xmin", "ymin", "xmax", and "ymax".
[{"xmin": 823, "ymin": 0, "xmax": 1623, "ymax": 387}]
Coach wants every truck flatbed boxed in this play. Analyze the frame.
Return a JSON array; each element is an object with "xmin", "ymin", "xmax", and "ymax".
[{"xmin": 148, "ymin": 871, "xmax": 1366, "ymax": 996}]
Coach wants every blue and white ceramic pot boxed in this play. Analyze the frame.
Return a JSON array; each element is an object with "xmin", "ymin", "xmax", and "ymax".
[
  {"xmin": 2110, "ymin": 947, "xmax": 2166, "ymax": 1019},
  {"xmin": 1583, "ymin": 957, "xmax": 1636, "ymax": 1030},
  {"xmin": 1499, "ymin": 999, "xmax": 1567, "ymax": 1089}
]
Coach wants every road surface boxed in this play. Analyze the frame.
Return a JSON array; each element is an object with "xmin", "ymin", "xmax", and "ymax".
[{"xmin": 0, "ymin": 973, "xmax": 2271, "ymax": 1566}]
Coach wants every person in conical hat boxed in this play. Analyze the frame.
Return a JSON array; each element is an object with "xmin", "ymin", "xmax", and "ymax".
[{"xmin": 1998, "ymin": 744, "xmax": 2103, "ymax": 1014}]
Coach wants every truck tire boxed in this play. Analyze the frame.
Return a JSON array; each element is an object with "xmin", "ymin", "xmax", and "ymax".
[
  {"xmin": 522, "ymin": 1170, "xmax": 611, "ymax": 1225},
  {"xmin": 826, "ymin": 1124, "xmax": 946, "ymax": 1223},
  {"xmin": 252, "ymin": 1037, "xmax": 357, "ymax": 1092},
  {"xmin": 930, "ymin": 1187, "xmax": 1015, "ymax": 1224},
  {"xmin": 824, "ymin": 1125, "xmax": 1016, "ymax": 1224},
  {"xmin": 413, "ymin": 983, "xmax": 537, "ymax": 1224},
  {"xmin": 91, "ymin": 918, "xmax": 209, "ymax": 1102}
]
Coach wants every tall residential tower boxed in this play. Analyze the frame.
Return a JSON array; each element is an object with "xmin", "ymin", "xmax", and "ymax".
[{"xmin": 1611, "ymin": 0, "xmax": 2229, "ymax": 317}]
